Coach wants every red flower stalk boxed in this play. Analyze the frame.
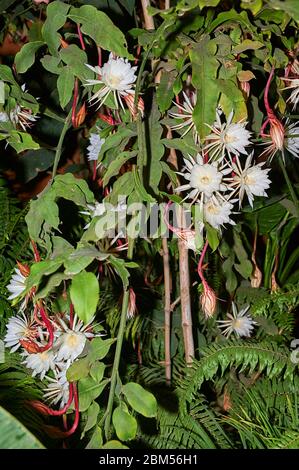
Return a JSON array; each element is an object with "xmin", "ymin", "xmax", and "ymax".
[
  {"xmin": 76, "ymin": 24, "xmax": 85, "ymax": 51},
  {"xmin": 197, "ymin": 240, "xmax": 216, "ymax": 319},
  {"xmin": 261, "ymin": 67, "xmax": 285, "ymax": 151},
  {"xmin": 22, "ymin": 304, "xmax": 54, "ymax": 353},
  {"xmin": 29, "ymin": 383, "xmax": 74, "ymax": 416}
]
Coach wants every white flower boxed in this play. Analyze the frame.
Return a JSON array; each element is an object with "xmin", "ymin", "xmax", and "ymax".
[
  {"xmin": 227, "ymin": 153, "xmax": 271, "ymax": 208},
  {"xmin": 4, "ymin": 312, "xmax": 37, "ymax": 353},
  {"xmin": 202, "ymin": 195, "xmax": 235, "ymax": 230},
  {"xmin": 217, "ymin": 303, "xmax": 257, "ymax": 338},
  {"xmin": 0, "ymin": 111, "xmax": 9, "ymax": 122},
  {"xmin": 281, "ymin": 62, "xmax": 299, "ymax": 109},
  {"xmin": 285, "ymin": 122, "xmax": 299, "ymax": 158},
  {"xmin": 87, "ymin": 133, "xmax": 105, "ymax": 161},
  {"xmin": 175, "ymin": 154, "xmax": 229, "ymax": 202},
  {"xmin": 43, "ymin": 371, "xmax": 70, "ymax": 408},
  {"xmin": 205, "ymin": 109, "xmax": 252, "ymax": 159},
  {"xmin": 56, "ymin": 315, "xmax": 98, "ymax": 362},
  {"xmin": 9, "ymin": 105, "xmax": 38, "ymax": 131},
  {"xmin": 6, "ymin": 267, "xmax": 27, "ymax": 300},
  {"xmin": 81, "ymin": 201, "xmax": 106, "ymax": 229},
  {"xmin": 22, "ymin": 349, "xmax": 56, "ymax": 379},
  {"xmin": 168, "ymin": 91, "xmax": 198, "ymax": 141},
  {"xmin": 85, "ymin": 54, "xmax": 137, "ymax": 109}
]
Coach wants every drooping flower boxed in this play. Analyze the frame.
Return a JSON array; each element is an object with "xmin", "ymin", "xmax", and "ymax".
[
  {"xmin": 9, "ymin": 105, "xmax": 38, "ymax": 131},
  {"xmin": 43, "ymin": 370, "xmax": 70, "ymax": 408},
  {"xmin": 4, "ymin": 312, "xmax": 37, "ymax": 353},
  {"xmin": 6, "ymin": 266, "xmax": 28, "ymax": 300},
  {"xmin": 205, "ymin": 109, "xmax": 252, "ymax": 159},
  {"xmin": 85, "ymin": 54, "xmax": 137, "ymax": 109},
  {"xmin": 175, "ymin": 154, "xmax": 229, "ymax": 202},
  {"xmin": 200, "ymin": 283, "xmax": 217, "ymax": 319},
  {"xmin": 87, "ymin": 133, "xmax": 105, "ymax": 162},
  {"xmin": 22, "ymin": 349, "xmax": 57, "ymax": 379},
  {"xmin": 217, "ymin": 303, "xmax": 257, "ymax": 338},
  {"xmin": 226, "ymin": 153, "xmax": 271, "ymax": 208},
  {"xmin": 169, "ymin": 91, "xmax": 198, "ymax": 141},
  {"xmin": 202, "ymin": 195, "xmax": 235, "ymax": 230},
  {"xmin": 55, "ymin": 315, "xmax": 99, "ymax": 362}
]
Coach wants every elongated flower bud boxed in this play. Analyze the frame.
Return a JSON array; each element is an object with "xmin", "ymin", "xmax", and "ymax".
[
  {"xmin": 200, "ymin": 283, "xmax": 217, "ymax": 319},
  {"xmin": 270, "ymin": 118, "xmax": 285, "ymax": 151}
]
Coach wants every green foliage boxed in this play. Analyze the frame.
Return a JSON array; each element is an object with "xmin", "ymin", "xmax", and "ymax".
[{"xmin": 0, "ymin": 406, "xmax": 45, "ymax": 449}]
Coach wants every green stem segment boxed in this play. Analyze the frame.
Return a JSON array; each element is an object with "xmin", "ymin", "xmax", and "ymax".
[
  {"xmin": 51, "ymin": 109, "xmax": 72, "ymax": 181},
  {"xmin": 279, "ymin": 156, "xmax": 299, "ymax": 214},
  {"xmin": 104, "ymin": 238, "xmax": 135, "ymax": 441}
]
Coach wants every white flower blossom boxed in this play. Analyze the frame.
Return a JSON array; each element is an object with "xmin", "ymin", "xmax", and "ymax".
[
  {"xmin": 6, "ymin": 267, "xmax": 27, "ymax": 300},
  {"xmin": 43, "ymin": 370, "xmax": 70, "ymax": 408},
  {"xmin": 55, "ymin": 315, "xmax": 99, "ymax": 362},
  {"xmin": 205, "ymin": 109, "xmax": 252, "ymax": 159},
  {"xmin": 22, "ymin": 349, "xmax": 57, "ymax": 380},
  {"xmin": 202, "ymin": 195, "xmax": 235, "ymax": 230},
  {"xmin": 9, "ymin": 105, "xmax": 38, "ymax": 131},
  {"xmin": 226, "ymin": 153, "xmax": 271, "ymax": 208},
  {"xmin": 168, "ymin": 91, "xmax": 198, "ymax": 141},
  {"xmin": 87, "ymin": 133, "xmax": 105, "ymax": 162},
  {"xmin": 85, "ymin": 54, "xmax": 137, "ymax": 109},
  {"xmin": 217, "ymin": 303, "xmax": 257, "ymax": 338},
  {"xmin": 4, "ymin": 312, "xmax": 37, "ymax": 353},
  {"xmin": 285, "ymin": 122, "xmax": 299, "ymax": 158},
  {"xmin": 175, "ymin": 153, "xmax": 229, "ymax": 202}
]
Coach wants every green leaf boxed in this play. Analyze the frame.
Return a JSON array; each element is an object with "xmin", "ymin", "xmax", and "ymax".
[
  {"xmin": 53, "ymin": 173, "xmax": 94, "ymax": 206},
  {"xmin": 57, "ymin": 66, "xmax": 75, "ymax": 109},
  {"xmin": 0, "ymin": 65, "xmax": 18, "ymax": 85},
  {"xmin": 148, "ymin": 100, "xmax": 164, "ymax": 193},
  {"xmin": 70, "ymin": 270, "xmax": 99, "ymax": 324},
  {"xmin": 199, "ymin": 0, "xmax": 221, "ymax": 7},
  {"xmin": 112, "ymin": 406, "xmax": 137, "ymax": 441},
  {"xmin": 156, "ymin": 69, "xmax": 176, "ymax": 113},
  {"xmin": 88, "ymin": 338, "xmax": 115, "ymax": 362},
  {"xmin": 0, "ymin": 406, "xmax": 45, "ymax": 449},
  {"xmin": 89, "ymin": 362, "xmax": 106, "ymax": 382},
  {"xmin": 122, "ymin": 382, "xmax": 157, "ymax": 418},
  {"xmin": 267, "ymin": 0, "xmax": 299, "ymax": 22},
  {"xmin": 101, "ymin": 440, "xmax": 129, "ymax": 449},
  {"xmin": 102, "ymin": 151, "xmax": 137, "ymax": 187},
  {"xmin": 41, "ymin": 55, "xmax": 62, "ymax": 74},
  {"xmin": 20, "ymin": 149, "xmax": 55, "ymax": 183},
  {"xmin": 66, "ymin": 356, "xmax": 90, "ymax": 381},
  {"xmin": 78, "ymin": 377, "xmax": 109, "ymax": 412},
  {"xmin": 27, "ymin": 259, "xmax": 64, "ymax": 290},
  {"xmin": 36, "ymin": 273, "xmax": 70, "ymax": 299},
  {"xmin": 68, "ymin": 5, "xmax": 132, "ymax": 58},
  {"xmin": 232, "ymin": 39, "xmax": 264, "ymax": 54},
  {"xmin": 107, "ymin": 172, "xmax": 135, "ymax": 205},
  {"xmin": 86, "ymin": 425, "xmax": 102, "ymax": 448},
  {"xmin": 206, "ymin": 223, "xmax": 220, "ymax": 251},
  {"xmin": 26, "ymin": 191, "xmax": 59, "ymax": 242},
  {"xmin": 7, "ymin": 131, "xmax": 40, "ymax": 153},
  {"xmin": 15, "ymin": 42, "xmax": 44, "ymax": 74},
  {"xmin": 82, "ymin": 402, "xmax": 100, "ymax": 438},
  {"xmin": 64, "ymin": 246, "xmax": 96, "ymax": 275},
  {"xmin": 190, "ymin": 36, "xmax": 219, "ymax": 141},
  {"xmin": 217, "ymin": 79, "xmax": 247, "ymax": 122},
  {"xmin": 109, "ymin": 256, "xmax": 130, "ymax": 288},
  {"xmin": 60, "ymin": 45, "xmax": 93, "ymax": 81},
  {"xmin": 42, "ymin": 1, "xmax": 71, "ymax": 56}
]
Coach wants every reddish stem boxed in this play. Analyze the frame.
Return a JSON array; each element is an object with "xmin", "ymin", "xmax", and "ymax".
[
  {"xmin": 31, "ymin": 384, "xmax": 74, "ymax": 416},
  {"xmin": 93, "ymin": 160, "xmax": 97, "ymax": 181},
  {"xmin": 77, "ymin": 24, "xmax": 85, "ymax": 50},
  {"xmin": 197, "ymin": 240, "xmax": 209, "ymax": 288},
  {"xmin": 63, "ymin": 383, "xmax": 80, "ymax": 436},
  {"xmin": 69, "ymin": 303, "xmax": 74, "ymax": 329},
  {"xmin": 263, "ymin": 67, "xmax": 275, "ymax": 119},
  {"xmin": 33, "ymin": 304, "xmax": 44, "ymax": 326},
  {"xmin": 71, "ymin": 79, "xmax": 79, "ymax": 128},
  {"xmin": 31, "ymin": 240, "xmax": 40, "ymax": 262},
  {"xmin": 37, "ymin": 305, "xmax": 54, "ymax": 352}
]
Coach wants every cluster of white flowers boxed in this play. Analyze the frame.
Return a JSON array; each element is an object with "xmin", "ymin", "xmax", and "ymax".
[
  {"xmin": 173, "ymin": 109, "xmax": 271, "ymax": 231},
  {"xmin": 4, "ymin": 266, "xmax": 102, "ymax": 408},
  {"xmin": 87, "ymin": 132, "xmax": 105, "ymax": 162}
]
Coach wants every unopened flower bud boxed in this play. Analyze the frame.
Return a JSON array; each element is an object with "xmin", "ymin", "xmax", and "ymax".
[
  {"xmin": 240, "ymin": 80, "xmax": 250, "ymax": 98},
  {"xmin": 200, "ymin": 284, "xmax": 217, "ymax": 319},
  {"xmin": 123, "ymin": 94, "xmax": 144, "ymax": 119}
]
